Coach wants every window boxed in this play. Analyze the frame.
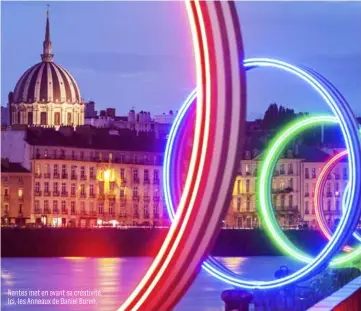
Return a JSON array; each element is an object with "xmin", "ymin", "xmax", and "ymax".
[
  {"xmin": 54, "ymin": 164, "xmax": 59, "ymax": 175},
  {"xmin": 80, "ymin": 151, "xmax": 84, "ymax": 160},
  {"xmin": 133, "ymin": 169, "xmax": 139, "ymax": 181},
  {"xmin": 61, "ymin": 201, "xmax": 66, "ymax": 212},
  {"xmin": 35, "ymin": 182, "xmax": 40, "ymax": 193},
  {"xmin": 120, "ymin": 168, "xmax": 125, "ymax": 179},
  {"xmin": 61, "ymin": 183, "xmax": 66, "ymax": 193},
  {"xmin": 110, "ymin": 182, "xmax": 115, "ymax": 191},
  {"xmin": 109, "ymin": 202, "xmax": 114, "ymax": 215},
  {"xmin": 40, "ymin": 112, "xmax": 47, "ymax": 125},
  {"xmin": 80, "ymin": 184, "xmax": 85, "ymax": 196},
  {"xmin": 98, "ymin": 202, "xmax": 104, "ymax": 215},
  {"xmin": 246, "ymin": 200, "xmax": 251, "ymax": 211},
  {"xmin": 4, "ymin": 188, "xmax": 9, "ymax": 196},
  {"xmin": 133, "ymin": 204, "xmax": 139, "ymax": 218},
  {"xmin": 36, "ymin": 164, "xmax": 41, "ymax": 175},
  {"xmin": 245, "ymin": 164, "xmax": 250, "ymax": 175},
  {"xmin": 90, "ymin": 167, "xmax": 94, "ymax": 179},
  {"xmin": 237, "ymin": 180, "xmax": 241, "ymax": 194},
  {"xmin": 44, "ymin": 182, "xmax": 49, "ymax": 192},
  {"xmin": 153, "ymin": 204, "xmax": 159, "ymax": 218},
  {"xmin": 305, "ymin": 183, "xmax": 309, "ymax": 195},
  {"xmin": 89, "ymin": 202, "xmax": 94, "ymax": 213},
  {"xmin": 71, "ymin": 184, "xmax": 76, "ymax": 196},
  {"xmin": 72, "ymin": 151, "xmax": 76, "ymax": 160},
  {"xmin": 120, "ymin": 188, "xmax": 125, "ymax": 198},
  {"xmin": 18, "ymin": 189, "xmax": 23, "ymax": 198},
  {"xmin": 61, "ymin": 165, "xmax": 66, "ymax": 176},
  {"xmin": 312, "ymin": 168, "xmax": 316, "ymax": 179},
  {"xmin": 280, "ymin": 195, "xmax": 285, "ymax": 208},
  {"xmin": 71, "ymin": 166, "xmax": 76, "ymax": 177},
  {"xmin": 144, "ymin": 204, "xmax": 149, "ymax": 218},
  {"xmin": 280, "ymin": 164, "xmax": 285, "ymax": 174},
  {"xmin": 246, "ymin": 180, "xmax": 250, "ymax": 193},
  {"xmin": 327, "ymin": 200, "xmax": 331, "ymax": 211},
  {"xmin": 120, "ymin": 154, "xmax": 125, "ymax": 163},
  {"xmin": 144, "ymin": 169, "xmax": 149, "ymax": 182},
  {"xmin": 288, "ymin": 178, "xmax": 293, "ymax": 189},
  {"xmin": 81, "ymin": 166, "xmax": 85, "ymax": 177},
  {"xmin": 335, "ymin": 182, "xmax": 339, "ymax": 192},
  {"xmin": 80, "ymin": 202, "xmax": 86, "ymax": 213},
  {"xmin": 305, "ymin": 168, "xmax": 309, "ymax": 178},
  {"xmin": 44, "ymin": 149, "xmax": 48, "ymax": 158},
  {"xmin": 54, "ymin": 112, "xmax": 60, "ymax": 125},
  {"xmin": 67, "ymin": 112, "xmax": 72, "ymax": 126},
  {"xmin": 133, "ymin": 187, "xmax": 138, "ymax": 198},
  {"xmin": 35, "ymin": 200, "xmax": 40, "ymax": 212},
  {"xmin": 336, "ymin": 200, "xmax": 340, "ymax": 213},
  {"xmin": 45, "ymin": 164, "xmax": 50, "ymax": 174},
  {"xmin": 44, "ymin": 200, "xmax": 49, "ymax": 211},
  {"xmin": 53, "ymin": 200, "xmax": 58, "ymax": 212},
  {"xmin": 89, "ymin": 184, "xmax": 94, "ymax": 196},
  {"xmin": 288, "ymin": 163, "xmax": 293, "ymax": 174},
  {"xmin": 109, "ymin": 153, "xmax": 113, "ymax": 162},
  {"xmin": 53, "ymin": 149, "xmax": 57, "ymax": 159},
  {"xmin": 236, "ymin": 198, "xmax": 241, "ymax": 212},
  {"xmin": 28, "ymin": 111, "xmax": 33, "ymax": 125},
  {"xmin": 327, "ymin": 183, "xmax": 331, "ymax": 194},
  {"xmin": 305, "ymin": 201, "xmax": 309, "ymax": 215},
  {"xmin": 280, "ymin": 179, "xmax": 285, "ymax": 190},
  {"xmin": 71, "ymin": 201, "xmax": 76, "ymax": 214},
  {"xmin": 288, "ymin": 195, "xmax": 293, "ymax": 207},
  {"xmin": 53, "ymin": 182, "xmax": 58, "ymax": 192},
  {"xmin": 154, "ymin": 170, "xmax": 159, "ymax": 182}
]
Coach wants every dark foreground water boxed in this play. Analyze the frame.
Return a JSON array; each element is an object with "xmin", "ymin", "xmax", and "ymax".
[{"xmin": 1, "ymin": 257, "xmax": 304, "ymax": 311}]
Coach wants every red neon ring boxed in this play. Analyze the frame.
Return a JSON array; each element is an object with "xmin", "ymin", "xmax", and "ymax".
[
  {"xmin": 314, "ymin": 150, "xmax": 352, "ymax": 252},
  {"xmin": 117, "ymin": 1, "xmax": 247, "ymax": 310}
]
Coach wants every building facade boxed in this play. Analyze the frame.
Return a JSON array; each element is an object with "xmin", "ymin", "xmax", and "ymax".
[{"xmin": 1, "ymin": 159, "xmax": 32, "ymax": 225}]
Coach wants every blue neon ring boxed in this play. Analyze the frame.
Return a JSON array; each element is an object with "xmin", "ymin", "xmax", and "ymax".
[{"xmin": 163, "ymin": 58, "xmax": 361, "ymax": 289}]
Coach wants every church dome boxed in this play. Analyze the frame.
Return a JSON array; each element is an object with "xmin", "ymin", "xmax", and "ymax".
[
  {"xmin": 11, "ymin": 10, "xmax": 81, "ymax": 105},
  {"xmin": 13, "ymin": 62, "xmax": 81, "ymax": 104}
]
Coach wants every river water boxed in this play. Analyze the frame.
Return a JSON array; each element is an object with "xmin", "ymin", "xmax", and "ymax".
[{"xmin": 1, "ymin": 257, "xmax": 303, "ymax": 311}]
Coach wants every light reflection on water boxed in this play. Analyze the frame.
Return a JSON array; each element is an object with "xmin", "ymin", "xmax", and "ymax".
[{"xmin": 1, "ymin": 257, "xmax": 303, "ymax": 311}]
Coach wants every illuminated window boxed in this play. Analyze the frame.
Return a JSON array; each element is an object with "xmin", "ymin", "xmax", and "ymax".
[
  {"xmin": 17, "ymin": 189, "xmax": 23, "ymax": 198},
  {"xmin": 36, "ymin": 164, "xmax": 41, "ymax": 175}
]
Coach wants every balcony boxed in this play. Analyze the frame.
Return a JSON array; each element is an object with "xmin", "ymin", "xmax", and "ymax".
[
  {"xmin": 133, "ymin": 177, "xmax": 140, "ymax": 184},
  {"xmin": 288, "ymin": 170, "xmax": 294, "ymax": 175},
  {"xmin": 144, "ymin": 195, "xmax": 150, "ymax": 202},
  {"xmin": 89, "ymin": 193, "xmax": 96, "ymax": 198},
  {"xmin": 53, "ymin": 173, "xmax": 60, "ymax": 179},
  {"xmin": 71, "ymin": 175, "xmax": 77, "ymax": 180},
  {"xmin": 144, "ymin": 179, "xmax": 150, "ymax": 185},
  {"xmin": 61, "ymin": 191, "xmax": 68, "ymax": 197},
  {"xmin": 70, "ymin": 192, "xmax": 76, "ymax": 198},
  {"xmin": 34, "ymin": 191, "xmax": 42, "ymax": 197},
  {"xmin": 62, "ymin": 209, "xmax": 68, "ymax": 215},
  {"xmin": 89, "ymin": 175, "xmax": 96, "ymax": 181},
  {"xmin": 53, "ymin": 209, "xmax": 60, "ymax": 215},
  {"xmin": 119, "ymin": 213, "xmax": 127, "ymax": 218},
  {"xmin": 280, "ymin": 170, "xmax": 285, "ymax": 175},
  {"xmin": 153, "ymin": 196, "xmax": 160, "ymax": 202},
  {"xmin": 44, "ymin": 209, "xmax": 51, "ymax": 214},
  {"xmin": 44, "ymin": 191, "xmax": 51, "ymax": 197},
  {"xmin": 108, "ymin": 212, "xmax": 116, "ymax": 218},
  {"xmin": 80, "ymin": 175, "xmax": 87, "ymax": 181},
  {"xmin": 89, "ymin": 211, "xmax": 97, "ymax": 217},
  {"xmin": 70, "ymin": 210, "xmax": 77, "ymax": 216},
  {"xmin": 80, "ymin": 210, "xmax": 88, "ymax": 216},
  {"xmin": 35, "ymin": 173, "xmax": 42, "ymax": 178},
  {"xmin": 153, "ymin": 179, "xmax": 160, "ymax": 185},
  {"xmin": 61, "ymin": 174, "xmax": 68, "ymax": 179},
  {"xmin": 44, "ymin": 173, "xmax": 51, "ymax": 179},
  {"xmin": 34, "ymin": 209, "xmax": 42, "ymax": 214},
  {"xmin": 53, "ymin": 191, "xmax": 60, "ymax": 197},
  {"xmin": 80, "ymin": 193, "xmax": 86, "ymax": 199}
]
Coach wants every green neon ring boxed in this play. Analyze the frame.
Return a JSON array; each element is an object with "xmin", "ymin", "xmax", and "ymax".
[{"xmin": 257, "ymin": 115, "xmax": 361, "ymax": 266}]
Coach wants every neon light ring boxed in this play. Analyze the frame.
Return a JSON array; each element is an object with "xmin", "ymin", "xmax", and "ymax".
[
  {"xmin": 120, "ymin": 2, "xmax": 361, "ymax": 310},
  {"xmin": 164, "ymin": 59, "xmax": 361, "ymax": 289},
  {"xmin": 119, "ymin": 1, "xmax": 247, "ymax": 310},
  {"xmin": 258, "ymin": 116, "xmax": 361, "ymax": 267},
  {"xmin": 314, "ymin": 131, "xmax": 361, "ymax": 254}
]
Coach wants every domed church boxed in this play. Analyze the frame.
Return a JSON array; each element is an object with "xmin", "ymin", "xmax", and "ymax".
[{"xmin": 7, "ymin": 10, "xmax": 84, "ymax": 129}]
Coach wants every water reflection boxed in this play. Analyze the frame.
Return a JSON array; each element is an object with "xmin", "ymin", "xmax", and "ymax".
[{"xmin": 1, "ymin": 257, "xmax": 302, "ymax": 310}]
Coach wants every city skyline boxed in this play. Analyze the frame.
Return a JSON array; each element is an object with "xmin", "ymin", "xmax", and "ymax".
[{"xmin": 2, "ymin": 1, "xmax": 361, "ymax": 120}]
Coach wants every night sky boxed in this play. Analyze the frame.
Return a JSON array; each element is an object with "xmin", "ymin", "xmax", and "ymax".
[{"xmin": 2, "ymin": 1, "xmax": 360, "ymax": 120}]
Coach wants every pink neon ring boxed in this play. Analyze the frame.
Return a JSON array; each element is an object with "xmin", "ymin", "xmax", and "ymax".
[{"xmin": 314, "ymin": 150, "xmax": 352, "ymax": 252}]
